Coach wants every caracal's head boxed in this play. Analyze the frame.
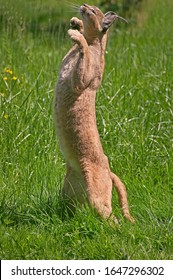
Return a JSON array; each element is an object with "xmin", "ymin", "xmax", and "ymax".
[{"xmin": 80, "ymin": 4, "xmax": 127, "ymax": 41}]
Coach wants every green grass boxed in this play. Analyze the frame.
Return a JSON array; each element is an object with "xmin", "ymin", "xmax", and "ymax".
[{"xmin": 0, "ymin": 0, "xmax": 173, "ymax": 259}]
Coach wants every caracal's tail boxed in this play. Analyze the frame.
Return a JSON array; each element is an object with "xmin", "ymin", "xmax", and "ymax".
[{"xmin": 111, "ymin": 172, "xmax": 134, "ymax": 223}]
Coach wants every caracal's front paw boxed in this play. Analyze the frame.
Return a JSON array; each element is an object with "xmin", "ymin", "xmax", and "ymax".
[
  {"xmin": 68, "ymin": 29, "xmax": 83, "ymax": 44},
  {"xmin": 70, "ymin": 17, "xmax": 84, "ymax": 33}
]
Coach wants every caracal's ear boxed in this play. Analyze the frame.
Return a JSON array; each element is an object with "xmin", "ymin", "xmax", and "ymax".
[{"xmin": 102, "ymin": 11, "xmax": 117, "ymax": 32}]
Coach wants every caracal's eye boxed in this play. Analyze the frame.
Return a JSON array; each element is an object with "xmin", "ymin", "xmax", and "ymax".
[{"xmin": 91, "ymin": 8, "xmax": 96, "ymax": 15}]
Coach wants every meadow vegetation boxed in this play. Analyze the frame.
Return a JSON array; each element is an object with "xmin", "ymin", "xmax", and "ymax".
[{"xmin": 0, "ymin": 0, "xmax": 173, "ymax": 259}]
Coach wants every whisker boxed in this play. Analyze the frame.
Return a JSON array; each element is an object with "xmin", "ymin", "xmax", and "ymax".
[{"xmin": 65, "ymin": 1, "xmax": 80, "ymax": 13}]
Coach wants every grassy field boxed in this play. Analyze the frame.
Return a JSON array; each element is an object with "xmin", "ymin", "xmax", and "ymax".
[{"xmin": 0, "ymin": 0, "xmax": 173, "ymax": 259}]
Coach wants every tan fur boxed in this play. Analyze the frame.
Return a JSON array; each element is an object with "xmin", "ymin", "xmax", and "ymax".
[{"xmin": 54, "ymin": 4, "xmax": 134, "ymax": 223}]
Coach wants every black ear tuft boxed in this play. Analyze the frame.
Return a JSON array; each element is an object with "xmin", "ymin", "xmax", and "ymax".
[{"xmin": 102, "ymin": 11, "xmax": 117, "ymax": 32}]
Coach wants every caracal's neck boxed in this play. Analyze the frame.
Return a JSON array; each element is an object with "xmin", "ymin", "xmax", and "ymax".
[{"xmin": 84, "ymin": 32, "xmax": 108, "ymax": 56}]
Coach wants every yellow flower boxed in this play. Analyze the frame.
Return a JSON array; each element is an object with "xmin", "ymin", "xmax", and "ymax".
[
  {"xmin": 0, "ymin": 93, "xmax": 5, "ymax": 97},
  {"xmin": 4, "ymin": 68, "xmax": 13, "ymax": 74},
  {"xmin": 12, "ymin": 76, "xmax": 17, "ymax": 80},
  {"xmin": 3, "ymin": 114, "xmax": 8, "ymax": 119},
  {"xmin": 3, "ymin": 77, "xmax": 8, "ymax": 81}
]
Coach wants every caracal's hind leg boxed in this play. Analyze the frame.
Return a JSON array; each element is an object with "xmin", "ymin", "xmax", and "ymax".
[
  {"xmin": 62, "ymin": 162, "xmax": 87, "ymax": 216},
  {"xmin": 82, "ymin": 162, "xmax": 119, "ymax": 223}
]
